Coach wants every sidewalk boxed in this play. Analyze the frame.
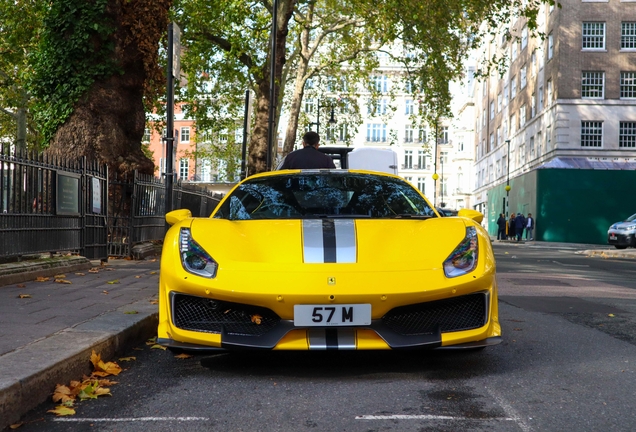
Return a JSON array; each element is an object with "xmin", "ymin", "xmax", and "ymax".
[
  {"xmin": 0, "ymin": 254, "xmax": 160, "ymax": 429},
  {"xmin": 491, "ymin": 238, "xmax": 636, "ymax": 259}
]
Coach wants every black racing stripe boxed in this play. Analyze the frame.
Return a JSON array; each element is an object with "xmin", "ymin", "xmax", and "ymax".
[
  {"xmin": 325, "ymin": 328, "xmax": 339, "ymax": 350},
  {"xmin": 322, "ymin": 219, "xmax": 337, "ymax": 263}
]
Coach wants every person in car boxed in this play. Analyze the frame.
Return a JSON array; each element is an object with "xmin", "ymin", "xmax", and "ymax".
[{"xmin": 279, "ymin": 131, "xmax": 336, "ymax": 170}]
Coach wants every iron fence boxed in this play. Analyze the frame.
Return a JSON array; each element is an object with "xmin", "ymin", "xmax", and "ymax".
[{"xmin": 0, "ymin": 144, "xmax": 223, "ymax": 260}]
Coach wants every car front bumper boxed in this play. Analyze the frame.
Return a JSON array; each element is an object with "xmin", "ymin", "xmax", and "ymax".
[{"xmin": 608, "ymin": 230, "xmax": 635, "ymax": 246}]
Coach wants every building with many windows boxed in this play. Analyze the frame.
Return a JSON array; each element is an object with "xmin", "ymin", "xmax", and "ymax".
[{"xmin": 471, "ymin": 0, "xmax": 636, "ymax": 244}]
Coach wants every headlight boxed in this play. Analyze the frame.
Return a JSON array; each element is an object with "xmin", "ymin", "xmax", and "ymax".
[
  {"xmin": 625, "ymin": 225, "xmax": 636, "ymax": 231},
  {"xmin": 443, "ymin": 227, "xmax": 478, "ymax": 278},
  {"xmin": 180, "ymin": 228, "xmax": 218, "ymax": 278}
]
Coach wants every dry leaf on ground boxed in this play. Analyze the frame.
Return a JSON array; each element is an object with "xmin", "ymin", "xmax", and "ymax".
[
  {"xmin": 146, "ymin": 337, "xmax": 157, "ymax": 345},
  {"xmin": 55, "ymin": 279, "xmax": 72, "ymax": 284},
  {"xmin": 48, "ymin": 405, "xmax": 75, "ymax": 416},
  {"xmin": 18, "ymin": 294, "xmax": 32, "ymax": 299},
  {"xmin": 175, "ymin": 353, "xmax": 193, "ymax": 359},
  {"xmin": 150, "ymin": 344, "xmax": 167, "ymax": 350},
  {"xmin": 149, "ymin": 271, "xmax": 157, "ymax": 275},
  {"xmin": 35, "ymin": 276, "xmax": 50, "ymax": 282},
  {"xmin": 118, "ymin": 357, "xmax": 136, "ymax": 362},
  {"xmin": 52, "ymin": 384, "xmax": 74, "ymax": 403},
  {"xmin": 102, "ymin": 290, "xmax": 109, "ymax": 295},
  {"xmin": 88, "ymin": 268, "xmax": 100, "ymax": 273},
  {"xmin": 149, "ymin": 299, "xmax": 158, "ymax": 305},
  {"xmin": 9, "ymin": 422, "xmax": 23, "ymax": 429},
  {"xmin": 53, "ymin": 274, "xmax": 66, "ymax": 279},
  {"xmin": 107, "ymin": 280, "xmax": 120, "ymax": 284},
  {"xmin": 90, "ymin": 350, "xmax": 122, "ymax": 376},
  {"xmin": 135, "ymin": 275, "xmax": 142, "ymax": 279},
  {"xmin": 75, "ymin": 272, "xmax": 85, "ymax": 276}
]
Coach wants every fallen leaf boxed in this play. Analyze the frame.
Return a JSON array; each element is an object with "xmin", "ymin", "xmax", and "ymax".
[
  {"xmin": 16, "ymin": 284, "xmax": 26, "ymax": 288},
  {"xmin": 149, "ymin": 271, "xmax": 157, "ymax": 275},
  {"xmin": 146, "ymin": 337, "xmax": 157, "ymax": 345},
  {"xmin": 53, "ymin": 274, "xmax": 65, "ymax": 279},
  {"xmin": 175, "ymin": 353, "xmax": 193, "ymax": 359},
  {"xmin": 48, "ymin": 405, "xmax": 75, "ymax": 416},
  {"xmin": 608, "ymin": 313, "xmax": 615, "ymax": 317},
  {"xmin": 124, "ymin": 310, "xmax": 138, "ymax": 314},
  {"xmin": 251, "ymin": 314, "xmax": 262, "ymax": 325},
  {"xmin": 149, "ymin": 299, "xmax": 158, "ymax": 305},
  {"xmin": 9, "ymin": 422, "xmax": 23, "ymax": 429},
  {"xmin": 35, "ymin": 276, "xmax": 50, "ymax": 282},
  {"xmin": 18, "ymin": 294, "xmax": 32, "ymax": 299},
  {"xmin": 55, "ymin": 279, "xmax": 72, "ymax": 284},
  {"xmin": 75, "ymin": 272, "xmax": 85, "ymax": 276},
  {"xmin": 102, "ymin": 290, "xmax": 109, "ymax": 295},
  {"xmin": 107, "ymin": 280, "xmax": 120, "ymax": 284},
  {"xmin": 135, "ymin": 275, "xmax": 142, "ymax": 279},
  {"xmin": 52, "ymin": 384, "xmax": 74, "ymax": 403},
  {"xmin": 100, "ymin": 261, "xmax": 108, "ymax": 267},
  {"xmin": 97, "ymin": 378, "xmax": 118, "ymax": 386},
  {"xmin": 118, "ymin": 357, "xmax": 136, "ymax": 362},
  {"xmin": 150, "ymin": 344, "xmax": 167, "ymax": 350},
  {"xmin": 90, "ymin": 350, "xmax": 122, "ymax": 376},
  {"xmin": 88, "ymin": 268, "xmax": 100, "ymax": 273}
]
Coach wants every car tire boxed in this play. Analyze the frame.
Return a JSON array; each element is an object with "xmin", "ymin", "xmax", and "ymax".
[{"xmin": 614, "ymin": 245, "xmax": 628, "ymax": 249}]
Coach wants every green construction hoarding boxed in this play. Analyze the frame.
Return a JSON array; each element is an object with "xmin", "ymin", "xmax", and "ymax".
[{"xmin": 487, "ymin": 169, "xmax": 636, "ymax": 244}]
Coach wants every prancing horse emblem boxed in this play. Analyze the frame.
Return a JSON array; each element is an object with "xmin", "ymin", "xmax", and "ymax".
[{"xmin": 327, "ymin": 277, "xmax": 336, "ymax": 285}]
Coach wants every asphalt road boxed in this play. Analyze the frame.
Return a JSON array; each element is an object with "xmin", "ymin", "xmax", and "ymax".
[{"xmin": 11, "ymin": 244, "xmax": 636, "ymax": 432}]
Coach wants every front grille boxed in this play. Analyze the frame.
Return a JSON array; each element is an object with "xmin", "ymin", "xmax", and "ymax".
[
  {"xmin": 382, "ymin": 293, "xmax": 487, "ymax": 335},
  {"xmin": 172, "ymin": 293, "xmax": 281, "ymax": 336}
]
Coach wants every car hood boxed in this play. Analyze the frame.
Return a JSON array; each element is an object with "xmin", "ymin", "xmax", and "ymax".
[
  {"xmin": 190, "ymin": 217, "xmax": 469, "ymax": 270},
  {"xmin": 610, "ymin": 221, "xmax": 636, "ymax": 230}
]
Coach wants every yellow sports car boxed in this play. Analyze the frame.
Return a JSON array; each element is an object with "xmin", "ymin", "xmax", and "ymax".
[{"xmin": 157, "ymin": 169, "xmax": 501, "ymax": 351}]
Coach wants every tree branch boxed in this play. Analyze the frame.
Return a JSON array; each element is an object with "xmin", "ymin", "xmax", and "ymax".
[
  {"xmin": 0, "ymin": 106, "xmax": 17, "ymax": 120},
  {"xmin": 193, "ymin": 31, "xmax": 255, "ymax": 70}
]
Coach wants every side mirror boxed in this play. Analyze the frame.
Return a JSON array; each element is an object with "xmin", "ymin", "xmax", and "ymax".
[
  {"xmin": 166, "ymin": 209, "xmax": 192, "ymax": 226},
  {"xmin": 458, "ymin": 209, "xmax": 484, "ymax": 224}
]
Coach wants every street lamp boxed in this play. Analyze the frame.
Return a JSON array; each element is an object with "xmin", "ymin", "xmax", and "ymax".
[
  {"xmin": 504, "ymin": 139, "xmax": 511, "ymax": 217},
  {"xmin": 439, "ymin": 155, "xmax": 445, "ymax": 208},
  {"xmin": 310, "ymin": 102, "xmax": 337, "ymax": 135}
]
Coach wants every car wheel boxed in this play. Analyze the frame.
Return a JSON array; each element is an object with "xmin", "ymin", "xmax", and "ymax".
[{"xmin": 614, "ymin": 245, "xmax": 628, "ymax": 249}]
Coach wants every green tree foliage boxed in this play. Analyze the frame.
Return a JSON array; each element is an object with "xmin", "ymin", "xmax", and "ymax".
[
  {"xmin": 177, "ymin": 0, "xmax": 553, "ymax": 175},
  {"xmin": 0, "ymin": 0, "xmax": 45, "ymax": 149}
]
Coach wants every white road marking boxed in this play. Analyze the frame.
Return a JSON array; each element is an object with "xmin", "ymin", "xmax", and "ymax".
[
  {"xmin": 552, "ymin": 260, "xmax": 589, "ymax": 267},
  {"xmin": 485, "ymin": 387, "xmax": 533, "ymax": 432},
  {"xmin": 53, "ymin": 417, "xmax": 209, "ymax": 422},
  {"xmin": 356, "ymin": 414, "xmax": 515, "ymax": 421}
]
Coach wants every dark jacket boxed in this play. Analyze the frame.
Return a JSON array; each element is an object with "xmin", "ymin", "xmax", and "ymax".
[
  {"xmin": 515, "ymin": 215, "xmax": 526, "ymax": 230},
  {"xmin": 497, "ymin": 216, "xmax": 506, "ymax": 229},
  {"xmin": 279, "ymin": 146, "xmax": 336, "ymax": 170}
]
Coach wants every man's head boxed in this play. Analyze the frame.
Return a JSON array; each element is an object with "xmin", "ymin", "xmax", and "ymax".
[
  {"xmin": 528, "ymin": 213, "xmax": 532, "ymax": 217},
  {"xmin": 302, "ymin": 131, "xmax": 321, "ymax": 148}
]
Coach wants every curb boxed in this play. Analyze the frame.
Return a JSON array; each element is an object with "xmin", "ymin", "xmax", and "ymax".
[
  {"xmin": 0, "ymin": 256, "xmax": 93, "ymax": 288},
  {"xmin": 583, "ymin": 249, "xmax": 636, "ymax": 259},
  {"xmin": 0, "ymin": 299, "xmax": 158, "ymax": 429}
]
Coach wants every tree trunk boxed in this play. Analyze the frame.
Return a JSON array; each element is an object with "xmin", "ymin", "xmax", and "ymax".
[
  {"xmin": 283, "ymin": 60, "xmax": 309, "ymax": 155},
  {"xmin": 44, "ymin": 0, "xmax": 169, "ymax": 177},
  {"xmin": 247, "ymin": 0, "xmax": 296, "ymax": 175}
]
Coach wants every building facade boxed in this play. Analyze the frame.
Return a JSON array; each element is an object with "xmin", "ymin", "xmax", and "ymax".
[{"xmin": 471, "ymin": 0, "xmax": 636, "ymax": 243}]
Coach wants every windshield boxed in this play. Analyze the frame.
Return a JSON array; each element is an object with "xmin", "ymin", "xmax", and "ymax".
[
  {"xmin": 213, "ymin": 172, "xmax": 436, "ymax": 220},
  {"xmin": 626, "ymin": 213, "xmax": 636, "ymax": 222}
]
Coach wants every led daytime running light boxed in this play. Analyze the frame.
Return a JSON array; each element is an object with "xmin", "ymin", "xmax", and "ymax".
[
  {"xmin": 443, "ymin": 226, "xmax": 478, "ymax": 278},
  {"xmin": 179, "ymin": 228, "xmax": 218, "ymax": 278}
]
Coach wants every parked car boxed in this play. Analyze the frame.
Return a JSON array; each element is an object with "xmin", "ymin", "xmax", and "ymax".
[
  {"xmin": 608, "ymin": 213, "xmax": 636, "ymax": 249},
  {"xmin": 157, "ymin": 169, "xmax": 501, "ymax": 352}
]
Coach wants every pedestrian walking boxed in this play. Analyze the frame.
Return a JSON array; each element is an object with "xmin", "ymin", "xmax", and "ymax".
[
  {"xmin": 497, "ymin": 213, "xmax": 507, "ymax": 240},
  {"xmin": 515, "ymin": 212, "xmax": 526, "ymax": 241},
  {"xmin": 526, "ymin": 212, "xmax": 535, "ymax": 240},
  {"xmin": 508, "ymin": 213, "xmax": 516, "ymax": 240},
  {"xmin": 278, "ymin": 131, "xmax": 336, "ymax": 169}
]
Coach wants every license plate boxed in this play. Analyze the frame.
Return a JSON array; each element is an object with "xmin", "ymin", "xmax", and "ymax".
[
  {"xmin": 293, "ymin": 304, "xmax": 371, "ymax": 326},
  {"xmin": 610, "ymin": 234, "xmax": 617, "ymax": 240}
]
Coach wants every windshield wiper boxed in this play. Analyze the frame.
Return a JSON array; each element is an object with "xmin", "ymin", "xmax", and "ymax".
[{"xmin": 389, "ymin": 214, "xmax": 434, "ymax": 219}]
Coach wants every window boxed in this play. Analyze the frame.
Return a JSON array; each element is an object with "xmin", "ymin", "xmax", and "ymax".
[
  {"xmin": 621, "ymin": 22, "xmax": 636, "ymax": 49},
  {"xmin": 417, "ymin": 150, "xmax": 427, "ymax": 169},
  {"xmin": 531, "ymin": 93, "xmax": 536, "ymax": 117},
  {"xmin": 520, "ymin": 66, "xmax": 527, "ymax": 89},
  {"xmin": 366, "ymin": 124, "xmax": 387, "ymax": 142},
  {"xmin": 416, "ymin": 178, "xmax": 425, "ymax": 193},
  {"xmin": 201, "ymin": 160, "xmax": 212, "ymax": 182},
  {"xmin": 405, "ymin": 99, "xmax": 413, "ymax": 115},
  {"xmin": 548, "ymin": 33, "xmax": 554, "ymax": 59},
  {"xmin": 179, "ymin": 158, "xmax": 190, "ymax": 179},
  {"xmin": 530, "ymin": 136, "xmax": 535, "ymax": 158},
  {"xmin": 439, "ymin": 126, "xmax": 449, "ymax": 144},
  {"xmin": 581, "ymin": 72, "xmax": 604, "ymax": 98},
  {"xmin": 497, "ymin": 126, "xmax": 502, "ymax": 145},
  {"xmin": 536, "ymin": 131, "xmax": 542, "ymax": 157},
  {"xmin": 519, "ymin": 143, "xmax": 526, "ymax": 164},
  {"xmin": 511, "ymin": 41, "xmax": 518, "ymax": 60},
  {"xmin": 338, "ymin": 124, "xmax": 349, "ymax": 141},
  {"xmin": 405, "ymin": 125, "xmax": 414, "ymax": 142},
  {"xmin": 619, "ymin": 122, "xmax": 636, "ymax": 148},
  {"xmin": 490, "ymin": 101, "xmax": 495, "ymax": 119},
  {"xmin": 371, "ymin": 75, "xmax": 388, "ymax": 92},
  {"xmin": 497, "ymin": 92, "xmax": 502, "ymax": 112},
  {"xmin": 368, "ymin": 98, "xmax": 387, "ymax": 115},
  {"xmin": 504, "ymin": 84, "xmax": 509, "ymax": 106},
  {"xmin": 304, "ymin": 98, "xmax": 315, "ymax": 113},
  {"xmin": 530, "ymin": 51, "xmax": 537, "ymax": 76},
  {"xmin": 538, "ymin": 86, "xmax": 544, "ymax": 110},
  {"xmin": 521, "ymin": 25, "xmax": 528, "ymax": 50},
  {"xmin": 489, "ymin": 133, "xmax": 494, "ymax": 152},
  {"xmin": 496, "ymin": 159, "xmax": 501, "ymax": 178},
  {"xmin": 581, "ymin": 121, "xmax": 603, "ymax": 147},
  {"xmin": 520, "ymin": 105, "xmax": 527, "ymax": 127},
  {"xmin": 510, "ymin": 113, "xmax": 517, "ymax": 135},
  {"xmin": 440, "ymin": 151, "xmax": 448, "ymax": 164},
  {"xmin": 511, "ymin": 77, "xmax": 517, "ymax": 99},
  {"xmin": 404, "ymin": 150, "xmax": 413, "ymax": 169},
  {"xmin": 418, "ymin": 128, "xmax": 427, "ymax": 143},
  {"xmin": 143, "ymin": 128, "xmax": 150, "ymax": 142},
  {"xmin": 620, "ymin": 72, "xmax": 636, "ymax": 98},
  {"xmin": 482, "ymin": 109, "xmax": 486, "ymax": 127},
  {"xmin": 502, "ymin": 155, "xmax": 507, "ymax": 177},
  {"xmin": 582, "ymin": 22, "xmax": 606, "ymax": 50},
  {"xmin": 159, "ymin": 157, "xmax": 165, "ymax": 174},
  {"xmin": 180, "ymin": 127, "xmax": 190, "ymax": 143}
]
